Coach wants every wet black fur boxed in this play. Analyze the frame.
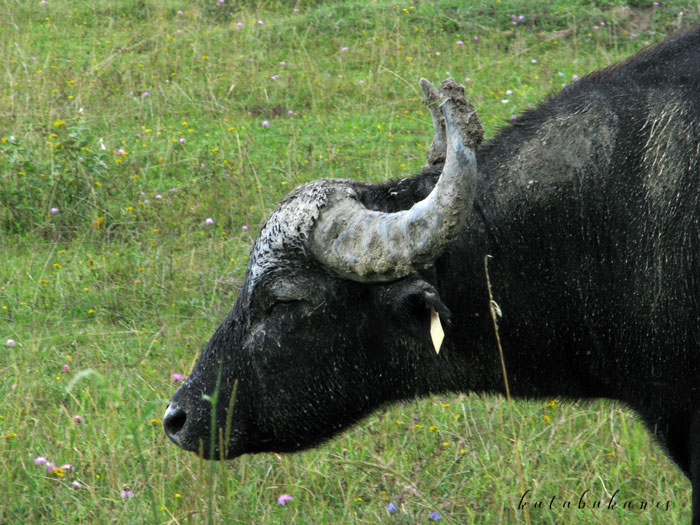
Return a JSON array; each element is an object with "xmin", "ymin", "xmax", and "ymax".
[{"xmin": 168, "ymin": 26, "xmax": 700, "ymax": 523}]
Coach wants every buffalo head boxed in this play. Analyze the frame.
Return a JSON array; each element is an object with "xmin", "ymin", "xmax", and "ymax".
[{"xmin": 164, "ymin": 79, "xmax": 483, "ymax": 459}]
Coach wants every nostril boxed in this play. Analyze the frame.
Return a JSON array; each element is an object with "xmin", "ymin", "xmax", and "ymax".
[{"xmin": 163, "ymin": 405, "xmax": 187, "ymax": 437}]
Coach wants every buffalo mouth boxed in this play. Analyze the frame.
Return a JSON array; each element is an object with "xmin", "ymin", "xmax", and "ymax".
[{"xmin": 163, "ymin": 402, "xmax": 245, "ymax": 460}]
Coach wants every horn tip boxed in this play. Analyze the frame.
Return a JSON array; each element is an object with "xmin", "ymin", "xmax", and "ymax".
[{"xmin": 420, "ymin": 78, "xmax": 440, "ymax": 101}]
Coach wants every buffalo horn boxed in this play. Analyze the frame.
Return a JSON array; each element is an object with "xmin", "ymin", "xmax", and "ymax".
[
  {"xmin": 309, "ymin": 79, "xmax": 481, "ymax": 282},
  {"xmin": 420, "ymin": 78, "xmax": 447, "ymax": 167}
]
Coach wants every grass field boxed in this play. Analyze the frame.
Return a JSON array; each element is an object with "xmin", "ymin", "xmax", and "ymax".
[{"xmin": 2, "ymin": 0, "xmax": 700, "ymax": 523}]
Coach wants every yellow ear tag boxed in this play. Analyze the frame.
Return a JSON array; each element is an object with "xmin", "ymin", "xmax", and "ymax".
[{"xmin": 430, "ymin": 307, "xmax": 444, "ymax": 355}]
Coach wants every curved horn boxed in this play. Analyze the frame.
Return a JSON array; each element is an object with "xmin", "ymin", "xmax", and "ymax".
[
  {"xmin": 309, "ymin": 79, "xmax": 483, "ymax": 282},
  {"xmin": 421, "ymin": 78, "xmax": 447, "ymax": 168}
]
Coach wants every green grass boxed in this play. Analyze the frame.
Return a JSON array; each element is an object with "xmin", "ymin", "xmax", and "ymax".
[{"xmin": 2, "ymin": 0, "xmax": 699, "ymax": 522}]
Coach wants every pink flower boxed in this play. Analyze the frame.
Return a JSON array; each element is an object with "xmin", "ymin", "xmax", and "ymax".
[
  {"xmin": 142, "ymin": 92, "xmax": 151, "ymax": 97},
  {"xmin": 261, "ymin": 120, "xmax": 270, "ymax": 127},
  {"xmin": 34, "ymin": 456, "xmax": 48, "ymax": 466},
  {"xmin": 50, "ymin": 207, "xmax": 59, "ymax": 214},
  {"xmin": 241, "ymin": 225, "xmax": 249, "ymax": 231},
  {"xmin": 6, "ymin": 339, "xmax": 16, "ymax": 346},
  {"xmin": 257, "ymin": 20, "xmax": 263, "ymax": 25},
  {"xmin": 456, "ymin": 40, "xmax": 464, "ymax": 46},
  {"xmin": 277, "ymin": 494, "xmax": 293, "ymax": 505},
  {"xmin": 71, "ymin": 481, "xmax": 84, "ymax": 488},
  {"xmin": 121, "ymin": 490, "xmax": 134, "ymax": 499},
  {"xmin": 73, "ymin": 415, "xmax": 83, "ymax": 423},
  {"xmin": 236, "ymin": 22, "xmax": 243, "ymax": 29},
  {"xmin": 171, "ymin": 373, "xmax": 184, "ymax": 382},
  {"xmin": 204, "ymin": 218, "xmax": 215, "ymax": 226},
  {"xmin": 341, "ymin": 46, "xmax": 349, "ymax": 52},
  {"xmin": 62, "ymin": 364, "xmax": 70, "ymax": 372}
]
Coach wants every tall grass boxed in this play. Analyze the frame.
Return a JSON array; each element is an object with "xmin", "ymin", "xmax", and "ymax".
[{"xmin": 2, "ymin": 0, "xmax": 699, "ymax": 522}]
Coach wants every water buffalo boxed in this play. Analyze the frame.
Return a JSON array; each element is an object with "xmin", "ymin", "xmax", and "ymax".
[{"xmin": 165, "ymin": 26, "xmax": 700, "ymax": 521}]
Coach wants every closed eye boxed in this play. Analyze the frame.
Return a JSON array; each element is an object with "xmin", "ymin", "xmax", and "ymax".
[{"xmin": 266, "ymin": 298, "xmax": 304, "ymax": 315}]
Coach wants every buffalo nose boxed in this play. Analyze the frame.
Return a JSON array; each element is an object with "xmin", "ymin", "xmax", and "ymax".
[{"xmin": 163, "ymin": 404, "xmax": 187, "ymax": 441}]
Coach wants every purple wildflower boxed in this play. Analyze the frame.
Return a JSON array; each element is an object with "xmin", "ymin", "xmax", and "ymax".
[{"xmin": 277, "ymin": 494, "xmax": 293, "ymax": 505}]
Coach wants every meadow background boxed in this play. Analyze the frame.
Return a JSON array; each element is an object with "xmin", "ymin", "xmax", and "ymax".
[{"xmin": 2, "ymin": 0, "xmax": 700, "ymax": 523}]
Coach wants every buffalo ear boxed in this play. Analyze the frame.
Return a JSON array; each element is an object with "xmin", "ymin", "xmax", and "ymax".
[{"xmin": 375, "ymin": 277, "xmax": 451, "ymax": 354}]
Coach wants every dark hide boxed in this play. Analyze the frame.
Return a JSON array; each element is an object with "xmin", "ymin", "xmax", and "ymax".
[{"xmin": 166, "ymin": 26, "xmax": 700, "ymax": 523}]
